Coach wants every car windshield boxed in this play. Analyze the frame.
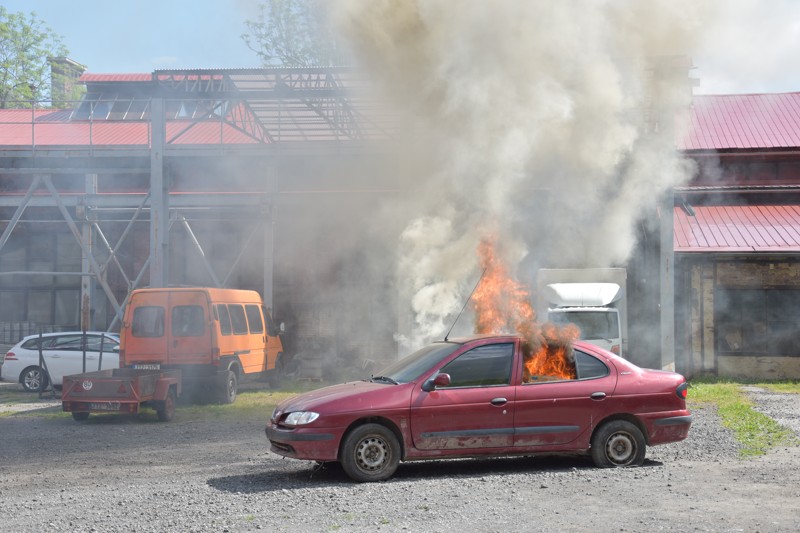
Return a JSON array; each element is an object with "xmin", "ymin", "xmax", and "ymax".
[{"xmin": 375, "ymin": 342, "xmax": 461, "ymax": 383}]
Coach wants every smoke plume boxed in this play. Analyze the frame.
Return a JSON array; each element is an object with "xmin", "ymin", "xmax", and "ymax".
[{"xmin": 335, "ymin": 0, "xmax": 706, "ymax": 349}]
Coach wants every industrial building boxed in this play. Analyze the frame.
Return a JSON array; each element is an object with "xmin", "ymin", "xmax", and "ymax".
[{"xmin": 1, "ymin": 63, "xmax": 799, "ymax": 379}]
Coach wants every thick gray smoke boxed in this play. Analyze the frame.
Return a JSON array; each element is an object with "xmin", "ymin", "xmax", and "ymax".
[{"xmin": 335, "ymin": 0, "xmax": 707, "ymax": 349}]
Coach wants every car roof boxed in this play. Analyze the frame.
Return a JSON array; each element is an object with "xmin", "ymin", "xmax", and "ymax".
[
  {"xmin": 443, "ymin": 333, "xmax": 521, "ymax": 344},
  {"xmin": 20, "ymin": 331, "xmax": 119, "ymax": 341}
]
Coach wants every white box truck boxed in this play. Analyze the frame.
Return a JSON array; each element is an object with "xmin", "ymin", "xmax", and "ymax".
[{"xmin": 535, "ymin": 268, "xmax": 627, "ymax": 357}]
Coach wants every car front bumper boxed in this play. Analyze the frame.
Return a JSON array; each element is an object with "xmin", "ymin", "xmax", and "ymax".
[{"xmin": 265, "ymin": 424, "xmax": 342, "ymax": 462}]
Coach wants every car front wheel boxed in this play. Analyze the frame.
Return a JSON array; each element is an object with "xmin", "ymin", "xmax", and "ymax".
[
  {"xmin": 20, "ymin": 366, "xmax": 48, "ymax": 392},
  {"xmin": 591, "ymin": 420, "xmax": 646, "ymax": 467},
  {"xmin": 340, "ymin": 423, "xmax": 400, "ymax": 482}
]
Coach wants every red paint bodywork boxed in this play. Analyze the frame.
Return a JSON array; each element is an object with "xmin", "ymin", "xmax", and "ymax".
[{"xmin": 265, "ymin": 336, "xmax": 691, "ymax": 466}]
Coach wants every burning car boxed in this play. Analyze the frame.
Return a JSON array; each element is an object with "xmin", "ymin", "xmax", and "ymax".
[{"xmin": 265, "ymin": 335, "xmax": 691, "ymax": 482}]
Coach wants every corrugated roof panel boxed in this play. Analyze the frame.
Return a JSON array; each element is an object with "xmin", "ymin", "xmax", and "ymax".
[
  {"xmin": 680, "ymin": 93, "xmax": 800, "ymax": 151},
  {"xmin": 80, "ymin": 73, "xmax": 152, "ymax": 82},
  {"xmin": 675, "ymin": 205, "xmax": 800, "ymax": 252}
]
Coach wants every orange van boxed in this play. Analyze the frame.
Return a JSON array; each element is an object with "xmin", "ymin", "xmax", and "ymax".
[{"xmin": 119, "ymin": 287, "xmax": 284, "ymax": 403}]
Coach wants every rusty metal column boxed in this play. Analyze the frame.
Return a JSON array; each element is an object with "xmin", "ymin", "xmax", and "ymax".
[
  {"xmin": 263, "ymin": 164, "xmax": 276, "ymax": 310},
  {"xmin": 149, "ymin": 98, "xmax": 168, "ymax": 287},
  {"xmin": 80, "ymin": 173, "xmax": 98, "ymax": 330},
  {"xmin": 660, "ymin": 192, "xmax": 675, "ymax": 371}
]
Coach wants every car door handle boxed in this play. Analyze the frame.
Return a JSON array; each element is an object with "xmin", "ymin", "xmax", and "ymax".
[
  {"xmin": 491, "ymin": 397, "xmax": 508, "ymax": 406},
  {"xmin": 590, "ymin": 392, "xmax": 606, "ymax": 400}
]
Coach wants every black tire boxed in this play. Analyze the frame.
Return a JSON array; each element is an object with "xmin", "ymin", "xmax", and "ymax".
[
  {"xmin": 591, "ymin": 420, "xmax": 646, "ymax": 467},
  {"xmin": 20, "ymin": 366, "xmax": 48, "ymax": 392},
  {"xmin": 340, "ymin": 423, "xmax": 401, "ymax": 482},
  {"xmin": 220, "ymin": 370, "xmax": 237, "ymax": 404},
  {"xmin": 72, "ymin": 412, "xmax": 90, "ymax": 421},
  {"xmin": 157, "ymin": 387, "xmax": 177, "ymax": 422}
]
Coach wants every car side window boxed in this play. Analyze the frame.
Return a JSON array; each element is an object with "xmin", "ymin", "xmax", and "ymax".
[
  {"xmin": 216, "ymin": 304, "xmax": 232, "ymax": 336},
  {"xmin": 574, "ymin": 350, "xmax": 610, "ymax": 379},
  {"xmin": 438, "ymin": 343, "xmax": 514, "ymax": 388},
  {"xmin": 51, "ymin": 335, "xmax": 86, "ymax": 350},
  {"xmin": 229, "ymin": 304, "xmax": 248, "ymax": 335},
  {"xmin": 244, "ymin": 304, "xmax": 264, "ymax": 334}
]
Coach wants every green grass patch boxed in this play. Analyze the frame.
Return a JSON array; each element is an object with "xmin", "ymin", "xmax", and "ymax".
[
  {"xmin": 689, "ymin": 378, "xmax": 798, "ymax": 457},
  {"xmin": 760, "ymin": 381, "xmax": 800, "ymax": 394},
  {"xmin": 176, "ymin": 389, "xmax": 299, "ymax": 420}
]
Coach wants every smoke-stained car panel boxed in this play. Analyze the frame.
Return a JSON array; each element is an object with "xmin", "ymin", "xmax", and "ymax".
[{"xmin": 265, "ymin": 335, "xmax": 691, "ymax": 482}]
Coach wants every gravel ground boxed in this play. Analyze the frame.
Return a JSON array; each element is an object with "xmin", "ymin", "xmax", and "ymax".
[{"xmin": 0, "ymin": 383, "xmax": 798, "ymax": 533}]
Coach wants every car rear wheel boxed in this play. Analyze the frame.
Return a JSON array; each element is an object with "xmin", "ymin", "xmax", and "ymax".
[
  {"xmin": 20, "ymin": 366, "xmax": 48, "ymax": 392},
  {"xmin": 157, "ymin": 387, "xmax": 177, "ymax": 421},
  {"xmin": 591, "ymin": 420, "xmax": 646, "ymax": 467},
  {"xmin": 340, "ymin": 423, "xmax": 400, "ymax": 482}
]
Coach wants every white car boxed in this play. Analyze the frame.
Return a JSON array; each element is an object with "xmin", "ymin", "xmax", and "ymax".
[{"xmin": 1, "ymin": 332, "xmax": 120, "ymax": 391}]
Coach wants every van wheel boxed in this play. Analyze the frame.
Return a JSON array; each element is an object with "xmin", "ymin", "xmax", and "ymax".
[
  {"xmin": 157, "ymin": 387, "xmax": 177, "ymax": 421},
  {"xmin": 221, "ymin": 371, "xmax": 237, "ymax": 404}
]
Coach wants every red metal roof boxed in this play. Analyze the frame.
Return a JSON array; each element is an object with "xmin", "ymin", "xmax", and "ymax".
[
  {"xmin": 680, "ymin": 93, "xmax": 800, "ymax": 151},
  {"xmin": 79, "ymin": 73, "xmax": 152, "ymax": 83},
  {"xmin": 674, "ymin": 205, "xmax": 800, "ymax": 252}
]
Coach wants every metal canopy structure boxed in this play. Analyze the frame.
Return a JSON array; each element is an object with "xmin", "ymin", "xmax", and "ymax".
[
  {"xmin": 0, "ymin": 67, "xmax": 390, "ymax": 333},
  {"xmin": 76, "ymin": 68, "xmax": 396, "ymax": 144}
]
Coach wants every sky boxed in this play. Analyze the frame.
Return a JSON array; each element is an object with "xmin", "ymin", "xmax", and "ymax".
[{"xmin": 3, "ymin": 0, "xmax": 800, "ymax": 95}]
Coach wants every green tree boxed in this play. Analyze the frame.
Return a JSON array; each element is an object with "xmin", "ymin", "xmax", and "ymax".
[
  {"xmin": 242, "ymin": 0, "xmax": 348, "ymax": 67},
  {"xmin": 0, "ymin": 7, "xmax": 70, "ymax": 108}
]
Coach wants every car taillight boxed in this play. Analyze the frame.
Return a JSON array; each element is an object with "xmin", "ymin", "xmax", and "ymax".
[
  {"xmin": 5, "ymin": 351, "xmax": 17, "ymax": 360},
  {"xmin": 610, "ymin": 344, "xmax": 620, "ymax": 355},
  {"xmin": 676, "ymin": 382, "xmax": 689, "ymax": 399}
]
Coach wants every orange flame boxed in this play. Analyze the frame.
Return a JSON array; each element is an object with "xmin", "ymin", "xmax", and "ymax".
[
  {"xmin": 472, "ymin": 237, "xmax": 535, "ymax": 338},
  {"xmin": 471, "ymin": 237, "xmax": 580, "ymax": 381}
]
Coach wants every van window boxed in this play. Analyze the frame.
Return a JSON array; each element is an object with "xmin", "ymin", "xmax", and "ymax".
[
  {"xmin": 216, "ymin": 304, "xmax": 232, "ymax": 335},
  {"xmin": 245, "ymin": 305, "xmax": 263, "ymax": 334},
  {"xmin": 229, "ymin": 305, "xmax": 248, "ymax": 335},
  {"xmin": 133, "ymin": 306, "xmax": 165, "ymax": 337},
  {"xmin": 172, "ymin": 305, "xmax": 205, "ymax": 337},
  {"xmin": 263, "ymin": 306, "xmax": 279, "ymax": 337}
]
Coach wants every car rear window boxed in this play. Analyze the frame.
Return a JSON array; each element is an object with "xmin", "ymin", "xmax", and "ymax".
[
  {"xmin": 132, "ymin": 306, "xmax": 165, "ymax": 337},
  {"xmin": 172, "ymin": 305, "xmax": 205, "ymax": 337}
]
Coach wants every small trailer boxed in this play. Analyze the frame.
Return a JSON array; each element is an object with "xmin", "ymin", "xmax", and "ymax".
[{"xmin": 61, "ymin": 368, "xmax": 181, "ymax": 422}]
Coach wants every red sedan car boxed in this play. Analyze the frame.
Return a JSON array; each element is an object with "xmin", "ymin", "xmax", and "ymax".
[{"xmin": 265, "ymin": 335, "xmax": 691, "ymax": 482}]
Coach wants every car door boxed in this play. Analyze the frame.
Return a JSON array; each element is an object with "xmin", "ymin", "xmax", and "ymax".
[
  {"xmin": 514, "ymin": 349, "xmax": 617, "ymax": 447},
  {"xmin": 44, "ymin": 334, "xmax": 94, "ymax": 383},
  {"xmin": 410, "ymin": 342, "xmax": 516, "ymax": 450},
  {"xmin": 84, "ymin": 334, "xmax": 120, "ymax": 370}
]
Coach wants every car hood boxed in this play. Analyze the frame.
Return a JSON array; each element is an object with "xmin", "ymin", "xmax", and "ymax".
[{"xmin": 275, "ymin": 380, "xmax": 412, "ymax": 416}]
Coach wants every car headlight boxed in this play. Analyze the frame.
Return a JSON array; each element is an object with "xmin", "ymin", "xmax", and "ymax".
[{"xmin": 284, "ymin": 411, "xmax": 320, "ymax": 426}]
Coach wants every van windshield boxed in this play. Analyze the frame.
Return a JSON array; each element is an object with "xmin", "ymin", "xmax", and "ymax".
[{"xmin": 549, "ymin": 310, "xmax": 620, "ymax": 340}]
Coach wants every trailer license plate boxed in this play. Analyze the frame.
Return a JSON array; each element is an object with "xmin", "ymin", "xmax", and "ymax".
[
  {"xmin": 134, "ymin": 364, "xmax": 160, "ymax": 370},
  {"xmin": 90, "ymin": 402, "xmax": 121, "ymax": 411}
]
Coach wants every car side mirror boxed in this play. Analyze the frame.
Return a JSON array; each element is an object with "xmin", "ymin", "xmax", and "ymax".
[{"xmin": 422, "ymin": 373, "xmax": 451, "ymax": 392}]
